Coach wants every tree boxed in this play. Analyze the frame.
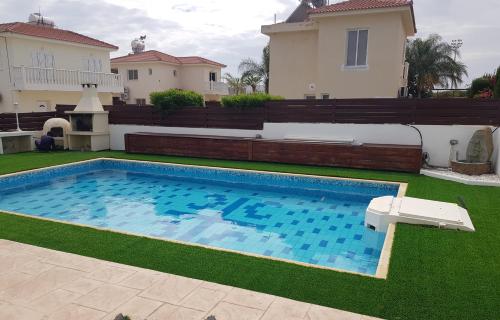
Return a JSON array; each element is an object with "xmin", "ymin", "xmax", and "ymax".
[
  {"xmin": 223, "ymin": 73, "xmax": 245, "ymax": 95},
  {"xmin": 406, "ymin": 34, "xmax": 468, "ymax": 98},
  {"xmin": 238, "ymin": 43, "xmax": 270, "ymax": 93},
  {"xmin": 494, "ymin": 66, "xmax": 500, "ymax": 98},
  {"xmin": 241, "ymin": 72, "xmax": 262, "ymax": 93}
]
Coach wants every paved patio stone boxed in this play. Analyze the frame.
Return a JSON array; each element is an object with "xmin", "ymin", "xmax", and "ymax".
[
  {"xmin": 223, "ymin": 287, "xmax": 276, "ymax": 310},
  {"xmin": 209, "ymin": 301, "xmax": 264, "ymax": 320},
  {"xmin": 47, "ymin": 303, "xmax": 107, "ymax": 320},
  {"xmin": 61, "ymin": 277, "xmax": 104, "ymax": 295},
  {"xmin": 0, "ymin": 240, "xmax": 385, "ymax": 320},
  {"xmin": 76, "ymin": 284, "xmax": 139, "ymax": 312},
  {"xmin": 0, "ymin": 267, "xmax": 84, "ymax": 304},
  {"xmin": 29, "ymin": 288, "xmax": 81, "ymax": 314},
  {"xmin": 104, "ymin": 296, "xmax": 163, "ymax": 320},
  {"xmin": 139, "ymin": 274, "xmax": 202, "ymax": 304},
  {"xmin": 148, "ymin": 304, "xmax": 206, "ymax": 320},
  {"xmin": 261, "ymin": 297, "xmax": 311, "ymax": 320},
  {"xmin": 0, "ymin": 301, "xmax": 44, "ymax": 320},
  {"xmin": 0, "ymin": 271, "xmax": 33, "ymax": 292},
  {"xmin": 87, "ymin": 264, "xmax": 137, "ymax": 284},
  {"xmin": 119, "ymin": 270, "xmax": 164, "ymax": 290},
  {"xmin": 180, "ymin": 287, "xmax": 227, "ymax": 311}
]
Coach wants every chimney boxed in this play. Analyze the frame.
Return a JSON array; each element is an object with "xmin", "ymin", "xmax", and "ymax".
[{"xmin": 74, "ymin": 84, "xmax": 104, "ymax": 112}]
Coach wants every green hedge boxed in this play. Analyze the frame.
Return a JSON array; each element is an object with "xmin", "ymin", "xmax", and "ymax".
[
  {"xmin": 468, "ymin": 78, "xmax": 492, "ymax": 98},
  {"xmin": 221, "ymin": 93, "xmax": 283, "ymax": 108},
  {"xmin": 150, "ymin": 89, "xmax": 203, "ymax": 113}
]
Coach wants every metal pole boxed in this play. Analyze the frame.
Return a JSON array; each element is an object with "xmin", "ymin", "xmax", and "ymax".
[{"xmin": 14, "ymin": 102, "xmax": 21, "ymax": 131}]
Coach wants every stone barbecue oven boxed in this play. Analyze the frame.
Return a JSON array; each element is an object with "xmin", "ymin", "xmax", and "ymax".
[{"xmin": 65, "ymin": 84, "xmax": 110, "ymax": 151}]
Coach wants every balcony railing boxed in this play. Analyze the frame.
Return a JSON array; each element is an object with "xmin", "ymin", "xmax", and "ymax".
[
  {"xmin": 205, "ymin": 81, "xmax": 229, "ymax": 95},
  {"xmin": 11, "ymin": 66, "xmax": 123, "ymax": 93}
]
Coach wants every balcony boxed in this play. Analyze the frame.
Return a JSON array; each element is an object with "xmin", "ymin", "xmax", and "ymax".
[
  {"xmin": 11, "ymin": 66, "xmax": 123, "ymax": 93},
  {"xmin": 205, "ymin": 81, "xmax": 229, "ymax": 95}
]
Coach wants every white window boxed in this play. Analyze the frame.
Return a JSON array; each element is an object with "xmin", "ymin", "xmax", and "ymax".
[
  {"xmin": 136, "ymin": 98, "xmax": 146, "ymax": 105},
  {"xmin": 111, "ymin": 68, "xmax": 118, "ymax": 74},
  {"xmin": 346, "ymin": 29, "xmax": 368, "ymax": 67},
  {"xmin": 173, "ymin": 70, "xmax": 177, "ymax": 77},
  {"xmin": 83, "ymin": 56, "xmax": 102, "ymax": 72},
  {"xmin": 31, "ymin": 50, "xmax": 55, "ymax": 68},
  {"xmin": 321, "ymin": 94, "xmax": 330, "ymax": 100},
  {"xmin": 128, "ymin": 69, "xmax": 138, "ymax": 80},
  {"xmin": 148, "ymin": 68, "xmax": 152, "ymax": 75},
  {"xmin": 304, "ymin": 95, "xmax": 316, "ymax": 100},
  {"xmin": 209, "ymin": 72, "xmax": 217, "ymax": 82}
]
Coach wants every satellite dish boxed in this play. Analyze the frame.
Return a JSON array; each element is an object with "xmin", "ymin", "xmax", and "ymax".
[
  {"xmin": 131, "ymin": 35, "xmax": 146, "ymax": 54},
  {"xmin": 308, "ymin": 83, "xmax": 316, "ymax": 91}
]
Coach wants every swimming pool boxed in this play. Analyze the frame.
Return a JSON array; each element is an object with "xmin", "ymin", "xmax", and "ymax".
[{"xmin": 0, "ymin": 159, "xmax": 400, "ymax": 275}]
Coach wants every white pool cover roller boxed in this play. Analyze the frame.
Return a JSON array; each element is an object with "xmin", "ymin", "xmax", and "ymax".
[{"xmin": 365, "ymin": 196, "xmax": 475, "ymax": 232}]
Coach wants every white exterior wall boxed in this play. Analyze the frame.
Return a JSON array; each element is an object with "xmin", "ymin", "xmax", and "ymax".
[
  {"xmin": 0, "ymin": 37, "xmax": 13, "ymax": 111},
  {"xmin": 0, "ymin": 35, "xmax": 115, "ymax": 112},
  {"xmin": 115, "ymin": 62, "xmax": 181, "ymax": 104},
  {"xmin": 6, "ymin": 36, "xmax": 111, "ymax": 72},
  {"xmin": 112, "ymin": 61, "xmax": 224, "ymax": 103},
  {"xmin": 109, "ymin": 123, "xmax": 498, "ymax": 173}
]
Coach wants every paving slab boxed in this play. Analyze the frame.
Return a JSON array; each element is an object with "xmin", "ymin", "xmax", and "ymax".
[{"xmin": 0, "ymin": 239, "xmax": 384, "ymax": 320}]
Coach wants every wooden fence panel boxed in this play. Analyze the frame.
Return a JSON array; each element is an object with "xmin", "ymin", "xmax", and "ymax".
[{"xmin": 50, "ymin": 99, "xmax": 500, "ymax": 130}]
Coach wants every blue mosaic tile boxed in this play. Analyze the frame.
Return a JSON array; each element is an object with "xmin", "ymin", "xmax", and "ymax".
[{"xmin": 0, "ymin": 158, "xmax": 397, "ymax": 276}]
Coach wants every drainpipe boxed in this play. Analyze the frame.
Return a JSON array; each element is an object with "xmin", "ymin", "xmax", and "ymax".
[{"xmin": 1, "ymin": 36, "xmax": 13, "ymax": 87}]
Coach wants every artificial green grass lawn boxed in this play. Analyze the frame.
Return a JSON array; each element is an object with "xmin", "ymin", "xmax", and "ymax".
[{"xmin": 0, "ymin": 151, "xmax": 498, "ymax": 320}]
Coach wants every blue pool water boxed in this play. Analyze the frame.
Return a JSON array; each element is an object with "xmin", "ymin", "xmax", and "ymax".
[{"xmin": 0, "ymin": 159, "xmax": 399, "ymax": 275}]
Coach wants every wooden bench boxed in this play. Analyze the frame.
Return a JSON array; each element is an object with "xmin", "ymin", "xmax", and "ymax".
[{"xmin": 125, "ymin": 132, "xmax": 422, "ymax": 173}]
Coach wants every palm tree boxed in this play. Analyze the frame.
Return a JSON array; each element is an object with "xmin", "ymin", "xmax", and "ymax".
[
  {"xmin": 238, "ymin": 43, "xmax": 270, "ymax": 93},
  {"xmin": 223, "ymin": 73, "xmax": 245, "ymax": 95},
  {"xmin": 406, "ymin": 34, "xmax": 468, "ymax": 98},
  {"xmin": 241, "ymin": 72, "xmax": 262, "ymax": 93}
]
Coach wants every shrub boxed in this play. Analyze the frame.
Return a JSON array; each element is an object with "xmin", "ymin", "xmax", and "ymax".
[
  {"xmin": 150, "ymin": 89, "xmax": 203, "ymax": 113},
  {"xmin": 468, "ymin": 77, "xmax": 492, "ymax": 98},
  {"xmin": 494, "ymin": 67, "xmax": 500, "ymax": 98},
  {"xmin": 221, "ymin": 93, "xmax": 283, "ymax": 108}
]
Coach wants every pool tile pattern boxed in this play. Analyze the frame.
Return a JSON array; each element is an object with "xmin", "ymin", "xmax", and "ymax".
[{"xmin": 0, "ymin": 160, "xmax": 398, "ymax": 275}]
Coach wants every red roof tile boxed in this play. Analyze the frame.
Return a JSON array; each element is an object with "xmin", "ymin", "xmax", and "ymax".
[
  {"xmin": 111, "ymin": 50, "xmax": 180, "ymax": 64},
  {"xmin": 309, "ymin": 0, "xmax": 411, "ymax": 14},
  {"xmin": 177, "ymin": 56, "xmax": 226, "ymax": 68},
  {"xmin": 0, "ymin": 22, "xmax": 118, "ymax": 49},
  {"xmin": 111, "ymin": 50, "xmax": 226, "ymax": 67}
]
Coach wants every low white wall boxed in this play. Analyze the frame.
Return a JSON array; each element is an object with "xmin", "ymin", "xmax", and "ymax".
[
  {"xmin": 109, "ymin": 123, "xmax": 498, "ymax": 174},
  {"xmin": 109, "ymin": 125, "xmax": 261, "ymax": 151},
  {"xmin": 262, "ymin": 123, "xmax": 491, "ymax": 169}
]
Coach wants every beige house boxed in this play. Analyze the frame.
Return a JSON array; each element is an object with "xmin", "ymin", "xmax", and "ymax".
[
  {"xmin": 0, "ymin": 17, "xmax": 122, "ymax": 113},
  {"xmin": 262, "ymin": 0, "xmax": 416, "ymax": 99},
  {"xmin": 111, "ymin": 50, "xmax": 227, "ymax": 104}
]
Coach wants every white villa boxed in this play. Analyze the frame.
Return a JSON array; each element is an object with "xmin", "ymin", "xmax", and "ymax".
[
  {"xmin": 111, "ymin": 50, "xmax": 227, "ymax": 104},
  {"xmin": 0, "ymin": 15, "xmax": 123, "ymax": 113}
]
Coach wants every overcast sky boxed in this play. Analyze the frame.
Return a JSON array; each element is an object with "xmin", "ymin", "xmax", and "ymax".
[{"xmin": 1, "ymin": 0, "xmax": 498, "ymax": 85}]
